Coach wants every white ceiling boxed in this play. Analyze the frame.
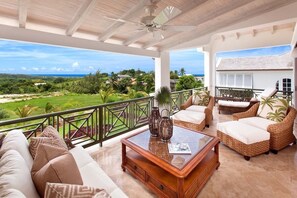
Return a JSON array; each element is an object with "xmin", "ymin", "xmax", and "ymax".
[{"xmin": 0, "ymin": 0, "xmax": 296, "ymax": 57}]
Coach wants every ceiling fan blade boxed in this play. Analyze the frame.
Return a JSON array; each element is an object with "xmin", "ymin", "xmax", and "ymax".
[
  {"xmin": 153, "ymin": 6, "xmax": 182, "ymax": 25},
  {"xmin": 162, "ymin": 25, "xmax": 196, "ymax": 31}
]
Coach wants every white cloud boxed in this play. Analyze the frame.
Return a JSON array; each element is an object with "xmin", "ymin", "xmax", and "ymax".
[
  {"xmin": 32, "ymin": 67, "xmax": 39, "ymax": 71},
  {"xmin": 72, "ymin": 62, "xmax": 79, "ymax": 68},
  {"xmin": 21, "ymin": 67, "xmax": 27, "ymax": 70},
  {"xmin": 51, "ymin": 67, "xmax": 64, "ymax": 72}
]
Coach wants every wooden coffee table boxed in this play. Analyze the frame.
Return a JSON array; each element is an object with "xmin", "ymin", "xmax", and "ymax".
[{"xmin": 121, "ymin": 126, "xmax": 220, "ymax": 197}]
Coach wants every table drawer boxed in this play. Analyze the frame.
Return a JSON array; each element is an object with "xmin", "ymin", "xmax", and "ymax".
[
  {"xmin": 147, "ymin": 175, "xmax": 177, "ymax": 198},
  {"xmin": 126, "ymin": 157, "xmax": 145, "ymax": 180}
]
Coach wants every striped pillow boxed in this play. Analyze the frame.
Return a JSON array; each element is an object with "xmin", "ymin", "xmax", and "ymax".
[
  {"xmin": 29, "ymin": 137, "xmax": 67, "ymax": 159},
  {"xmin": 44, "ymin": 183, "xmax": 110, "ymax": 198}
]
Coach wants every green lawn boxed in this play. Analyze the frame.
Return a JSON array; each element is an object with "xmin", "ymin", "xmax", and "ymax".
[{"xmin": 1, "ymin": 93, "xmax": 126, "ymax": 120}]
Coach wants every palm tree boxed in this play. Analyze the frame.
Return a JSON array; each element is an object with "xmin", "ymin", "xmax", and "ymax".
[
  {"xmin": 180, "ymin": 68, "xmax": 186, "ymax": 76},
  {"xmin": 15, "ymin": 105, "xmax": 38, "ymax": 118},
  {"xmin": 99, "ymin": 86, "xmax": 114, "ymax": 103},
  {"xmin": 45, "ymin": 102, "xmax": 60, "ymax": 113}
]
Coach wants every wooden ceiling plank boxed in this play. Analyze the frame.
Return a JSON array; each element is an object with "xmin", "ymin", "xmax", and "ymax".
[
  {"xmin": 99, "ymin": 0, "xmax": 147, "ymax": 42},
  {"xmin": 161, "ymin": 0, "xmax": 296, "ymax": 50},
  {"xmin": 66, "ymin": 0, "xmax": 97, "ymax": 36},
  {"xmin": 18, "ymin": 0, "xmax": 30, "ymax": 28}
]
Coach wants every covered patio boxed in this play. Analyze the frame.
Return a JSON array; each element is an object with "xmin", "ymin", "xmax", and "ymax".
[{"xmin": 1, "ymin": 0, "xmax": 297, "ymax": 197}]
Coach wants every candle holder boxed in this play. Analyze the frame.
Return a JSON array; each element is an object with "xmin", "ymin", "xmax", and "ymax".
[
  {"xmin": 159, "ymin": 109, "xmax": 173, "ymax": 142},
  {"xmin": 148, "ymin": 107, "xmax": 161, "ymax": 137}
]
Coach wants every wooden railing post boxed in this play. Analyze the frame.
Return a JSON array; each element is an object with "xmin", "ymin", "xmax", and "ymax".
[{"xmin": 98, "ymin": 106, "xmax": 103, "ymax": 147}]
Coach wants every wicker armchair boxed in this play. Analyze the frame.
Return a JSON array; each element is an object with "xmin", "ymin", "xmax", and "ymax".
[
  {"xmin": 180, "ymin": 96, "xmax": 214, "ymax": 127},
  {"xmin": 233, "ymin": 103, "xmax": 297, "ymax": 153}
]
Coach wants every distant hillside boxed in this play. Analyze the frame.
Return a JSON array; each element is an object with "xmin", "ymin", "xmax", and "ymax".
[{"xmin": 0, "ymin": 73, "xmax": 35, "ymax": 79}]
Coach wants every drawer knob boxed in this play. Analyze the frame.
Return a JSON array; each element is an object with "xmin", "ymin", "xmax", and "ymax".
[{"xmin": 159, "ymin": 185, "xmax": 164, "ymax": 190}]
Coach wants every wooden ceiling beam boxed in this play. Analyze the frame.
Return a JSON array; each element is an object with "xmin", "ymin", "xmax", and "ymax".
[
  {"xmin": 18, "ymin": 0, "xmax": 30, "ymax": 28},
  {"xmin": 99, "ymin": 0, "xmax": 147, "ymax": 42},
  {"xmin": 123, "ymin": 31, "xmax": 147, "ymax": 46},
  {"xmin": 66, "ymin": 0, "xmax": 97, "ymax": 36}
]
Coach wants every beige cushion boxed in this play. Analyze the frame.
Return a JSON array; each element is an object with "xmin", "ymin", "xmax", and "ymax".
[
  {"xmin": 0, "ymin": 150, "xmax": 39, "ymax": 198},
  {"xmin": 257, "ymin": 97, "xmax": 288, "ymax": 122},
  {"xmin": 31, "ymin": 144, "xmax": 83, "ymax": 197},
  {"xmin": 44, "ymin": 183, "xmax": 110, "ymax": 198},
  {"xmin": 192, "ymin": 90, "xmax": 210, "ymax": 106},
  {"xmin": 0, "ymin": 130, "xmax": 33, "ymax": 169},
  {"xmin": 218, "ymin": 100, "xmax": 250, "ymax": 108},
  {"xmin": 217, "ymin": 121, "xmax": 270, "ymax": 144},
  {"xmin": 70, "ymin": 146, "xmax": 128, "ymax": 197},
  {"xmin": 0, "ymin": 189, "xmax": 26, "ymax": 198},
  {"xmin": 41, "ymin": 125, "xmax": 68, "ymax": 150},
  {"xmin": 29, "ymin": 137, "xmax": 68, "ymax": 159},
  {"xmin": 185, "ymin": 105, "xmax": 206, "ymax": 112},
  {"xmin": 239, "ymin": 117, "xmax": 277, "ymax": 131},
  {"xmin": 256, "ymin": 87, "xmax": 277, "ymax": 100},
  {"xmin": 172, "ymin": 110, "xmax": 205, "ymax": 124}
]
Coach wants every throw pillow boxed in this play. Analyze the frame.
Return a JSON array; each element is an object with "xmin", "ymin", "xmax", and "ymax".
[
  {"xmin": 41, "ymin": 125, "xmax": 68, "ymax": 150},
  {"xmin": 257, "ymin": 97, "xmax": 288, "ymax": 122},
  {"xmin": 0, "ymin": 150, "xmax": 39, "ymax": 198},
  {"xmin": 31, "ymin": 144, "xmax": 82, "ymax": 197},
  {"xmin": 192, "ymin": 90, "xmax": 210, "ymax": 106},
  {"xmin": 29, "ymin": 137, "xmax": 68, "ymax": 159},
  {"xmin": 44, "ymin": 183, "xmax": 111, "ymax": 198}
]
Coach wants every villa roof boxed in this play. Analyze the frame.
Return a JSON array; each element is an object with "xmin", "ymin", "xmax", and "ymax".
[
  {"xmin": 0, "ymin": 0, "xmax": 296, "ymax": 56},
  {"xmin": 216, "ymin": 53, "xmax": 293, "ymax": 71}
]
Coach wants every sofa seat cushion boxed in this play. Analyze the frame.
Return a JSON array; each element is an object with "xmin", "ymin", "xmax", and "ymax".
[
  {"xmin": 172, "ymin": 110, "xmax": 205, "ymax": 124},
  {"xmin": 217, "ymin": 121, "xmax": 270, "ymax": 144},
  {"xmin": 70, "ymin": 146, "xmax": 128, "ymax": 198},
  {"xmin": 0, "ymin": 189, "xmax": 26, "ymax": 198},
  {"xmin": 218, "ymin": 100, "xmax": 250, "ymax": 108},
  {"xmin": 0, "ymin": 130, "xmax": 33, "ymax": 169},
  {"xmin": 238, "ymin": 117, "xmax": 277, "ymax": 131},
  {"xmin": 185, "ymin": 105, "xmax": 206, "ymax": 112},
  {"xmin": 0, "ymin": 150, "xmax": 39, "ymax": 198}
]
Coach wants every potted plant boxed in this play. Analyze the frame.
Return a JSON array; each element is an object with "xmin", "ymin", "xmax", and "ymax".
[{"xmin": 155, "ymin": 86, "xmax": 171, "ymax": 109}]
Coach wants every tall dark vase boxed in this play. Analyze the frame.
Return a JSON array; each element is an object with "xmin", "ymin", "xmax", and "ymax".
[
  {"xmin": 159, "ymin": 109, "xmax": 173, "ymax": 142},
  {"xmin": 148, "ymin": 107, "xmax": 161, "ymax": 137}
]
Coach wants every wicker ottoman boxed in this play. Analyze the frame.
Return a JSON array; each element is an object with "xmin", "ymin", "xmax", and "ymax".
[
  {"xmin": 217, "ymin": 121, "xmax": 270, "ymax": 160},
  {"xmin": 172, "ymin": 110, "xmax": 205, "ymax": 131}
]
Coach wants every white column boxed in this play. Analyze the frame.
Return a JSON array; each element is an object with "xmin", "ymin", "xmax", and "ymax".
[
  {"xmin": 155, "ymin": 51, "xmax": 170, "ymax": 91},
  {"xmin": 200, "ymin": 45, "xmax": 216, "ymax": 96}
]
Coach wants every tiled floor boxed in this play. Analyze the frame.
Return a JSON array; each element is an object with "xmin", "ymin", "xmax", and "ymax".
[{"xmin": 88, "ymin": 106, "xmax": 297, "ymax": 198}]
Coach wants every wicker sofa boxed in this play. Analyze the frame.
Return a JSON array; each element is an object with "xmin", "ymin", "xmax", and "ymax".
[
  {"xmin": 233, "ymin": 103, "xmax": 297, "ymax": 153},
  {"xmin": 180, "ymin": 95, "xmax": 214, "ymax": 127}
]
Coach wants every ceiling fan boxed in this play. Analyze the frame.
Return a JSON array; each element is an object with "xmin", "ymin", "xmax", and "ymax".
[{"xmin": 105, "ymin": 0, "xmax": 196, "ymax": 40}]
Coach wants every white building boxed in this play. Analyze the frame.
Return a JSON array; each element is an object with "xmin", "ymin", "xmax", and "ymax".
[{"xmin": 216, "ymin": 52, "xmax": 293, "ymax": 90}]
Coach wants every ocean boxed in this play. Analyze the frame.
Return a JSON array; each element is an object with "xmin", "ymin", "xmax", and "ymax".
[{"xmin": 30, "ymin": 74, "xmax": 87, "ymax": 78}]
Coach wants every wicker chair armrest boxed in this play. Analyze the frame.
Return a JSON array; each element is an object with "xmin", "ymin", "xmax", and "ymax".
[
  {"xmin": 207, "ymin": 96, "xmax": 214, "ymax": 111},
  {"xmin": 180, "ymin": 96, "xmax": 193, "ymax": 110},
  {"xmin": 267, "ymin": 107, "xmax": 297, "ymax": 134},
  {"xmin": 233, "ymin": 103, "xmax": 260, "ymax": 120}
]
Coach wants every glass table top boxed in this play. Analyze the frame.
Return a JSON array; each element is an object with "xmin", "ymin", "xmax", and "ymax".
[{"xmin": 126, "ymin": 126, "xmax": 213, "ymax": 170}]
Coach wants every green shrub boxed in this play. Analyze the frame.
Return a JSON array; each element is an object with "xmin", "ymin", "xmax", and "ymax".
[{"xmin": 0, "ymin": 108, "xmax": 10, "ymax": 120}]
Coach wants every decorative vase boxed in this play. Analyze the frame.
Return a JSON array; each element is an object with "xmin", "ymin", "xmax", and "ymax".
[
  {"xmin": 159, "ymin": 109, "xmax": 173, "ymax": 142},
  {"xmin": 148, "ymin": 107, "xmax": 161, "ymax": 137}
]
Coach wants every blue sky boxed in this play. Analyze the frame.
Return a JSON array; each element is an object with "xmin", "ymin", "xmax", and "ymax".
[{"xmin": 0, "ymin": 39, "xmax": 291, "ymax": 75}]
